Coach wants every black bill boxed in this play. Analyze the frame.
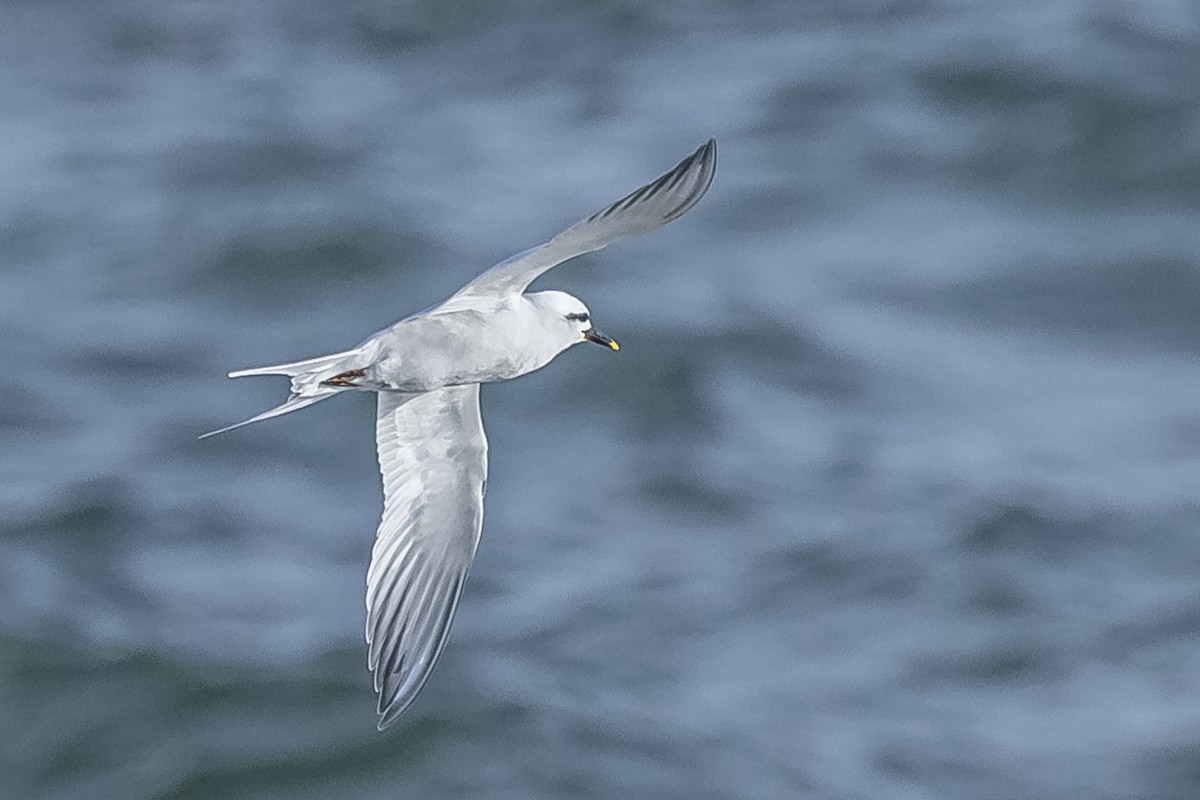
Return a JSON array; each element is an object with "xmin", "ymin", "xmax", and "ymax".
[{"xmin": 583, "ymin": 328, "xmax": 620, "ymax": 351}]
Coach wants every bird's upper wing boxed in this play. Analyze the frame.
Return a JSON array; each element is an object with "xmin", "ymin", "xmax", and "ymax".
[
  {"xmin": 452, "ymin": 138, "xmax": 716, "ymax": 299},
  {"xmin": 366, "ymin": 385, "xmax": 488, "ymax": 729}
]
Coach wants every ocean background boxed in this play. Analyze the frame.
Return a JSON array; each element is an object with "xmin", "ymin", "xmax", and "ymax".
[{"xmin": 4, "ymin": 1, "xmax": 1200, "ymax": 797}]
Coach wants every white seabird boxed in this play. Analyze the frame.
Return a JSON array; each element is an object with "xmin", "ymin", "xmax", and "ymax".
[{"xmin": 202, "ymin": 139, "xmax": 717, "ymax": 729}]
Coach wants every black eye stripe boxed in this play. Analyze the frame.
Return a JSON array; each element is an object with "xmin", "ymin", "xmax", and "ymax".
[{"xmin": 566, "ymin": 312, "xmax": 589, "ymax": 322}]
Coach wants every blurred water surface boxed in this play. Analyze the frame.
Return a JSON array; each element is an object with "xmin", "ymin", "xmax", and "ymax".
[{"xmin": 4, "ymin": 1, "xmax": 1200, "ymax": 798}]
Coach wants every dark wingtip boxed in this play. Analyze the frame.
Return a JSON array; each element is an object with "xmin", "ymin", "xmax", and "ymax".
[
  {"xmin": 582, "ymin": 137, "xmax": 718, "ymax": 226},
  {"xmin": 693, "ymin": 138, "xmax": 716, "ymax": 168},
  {"xmin": 679, "ymin": 138, "xmax": 716, "ymax": 177},
  {"xmin": 661, "ymin": 137, "xmax": 717, "ymax": 221},
  {"xmin": 701, "ymin": 137, "xmax": 717, "ymax": 172}
]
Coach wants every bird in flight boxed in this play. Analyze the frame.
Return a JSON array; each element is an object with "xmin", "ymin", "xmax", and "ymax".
[{"xmin": 202, "ymin": 139, "xmax": 717, "ymax": 729}]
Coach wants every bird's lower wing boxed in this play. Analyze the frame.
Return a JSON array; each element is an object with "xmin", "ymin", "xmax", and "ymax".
[
  {"xmin": 366, "ymin": 385, "xmax": 488, "ymax": 729},
  {"xmin": 452, "ymin": 138, "xmax": 716, "ymax": 299}
]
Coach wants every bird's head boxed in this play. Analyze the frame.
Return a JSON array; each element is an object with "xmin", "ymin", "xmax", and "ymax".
[{"xmin": 530, "ymin": 290, "xmax": 619, "ymax": 353}]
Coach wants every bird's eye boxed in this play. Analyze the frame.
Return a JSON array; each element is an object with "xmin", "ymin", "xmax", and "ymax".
[{"xmin": 566, "ymin": 312, "xmax": 589, "ymax": 323}]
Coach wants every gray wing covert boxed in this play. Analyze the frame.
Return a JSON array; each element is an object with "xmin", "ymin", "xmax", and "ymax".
[
  {"xmin": 366, "ymin": 385, "xmax": 488, "ymax": 729},
  {"xmin": 454, "ymin": 138, "xmax": 716, "ymax": 298}
]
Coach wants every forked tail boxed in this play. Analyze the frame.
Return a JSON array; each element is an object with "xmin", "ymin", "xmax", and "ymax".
[
  {"xmin": 224, "ymin": 348, "xmax": 362, "ymax": 380},
  {"xmin": 199, "ymin": 346, "xmax": 368, "ymax": 439}
]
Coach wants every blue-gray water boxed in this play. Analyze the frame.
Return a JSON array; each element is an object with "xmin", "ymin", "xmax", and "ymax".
[{"xmin": 4, "ymin": 1, "xmax": 1200, "ymax": 798}]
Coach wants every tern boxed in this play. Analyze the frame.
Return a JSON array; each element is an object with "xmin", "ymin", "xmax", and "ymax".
[{"xmin": 202, "ymin": 139, "xmax": 716, "ymax": 729}]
